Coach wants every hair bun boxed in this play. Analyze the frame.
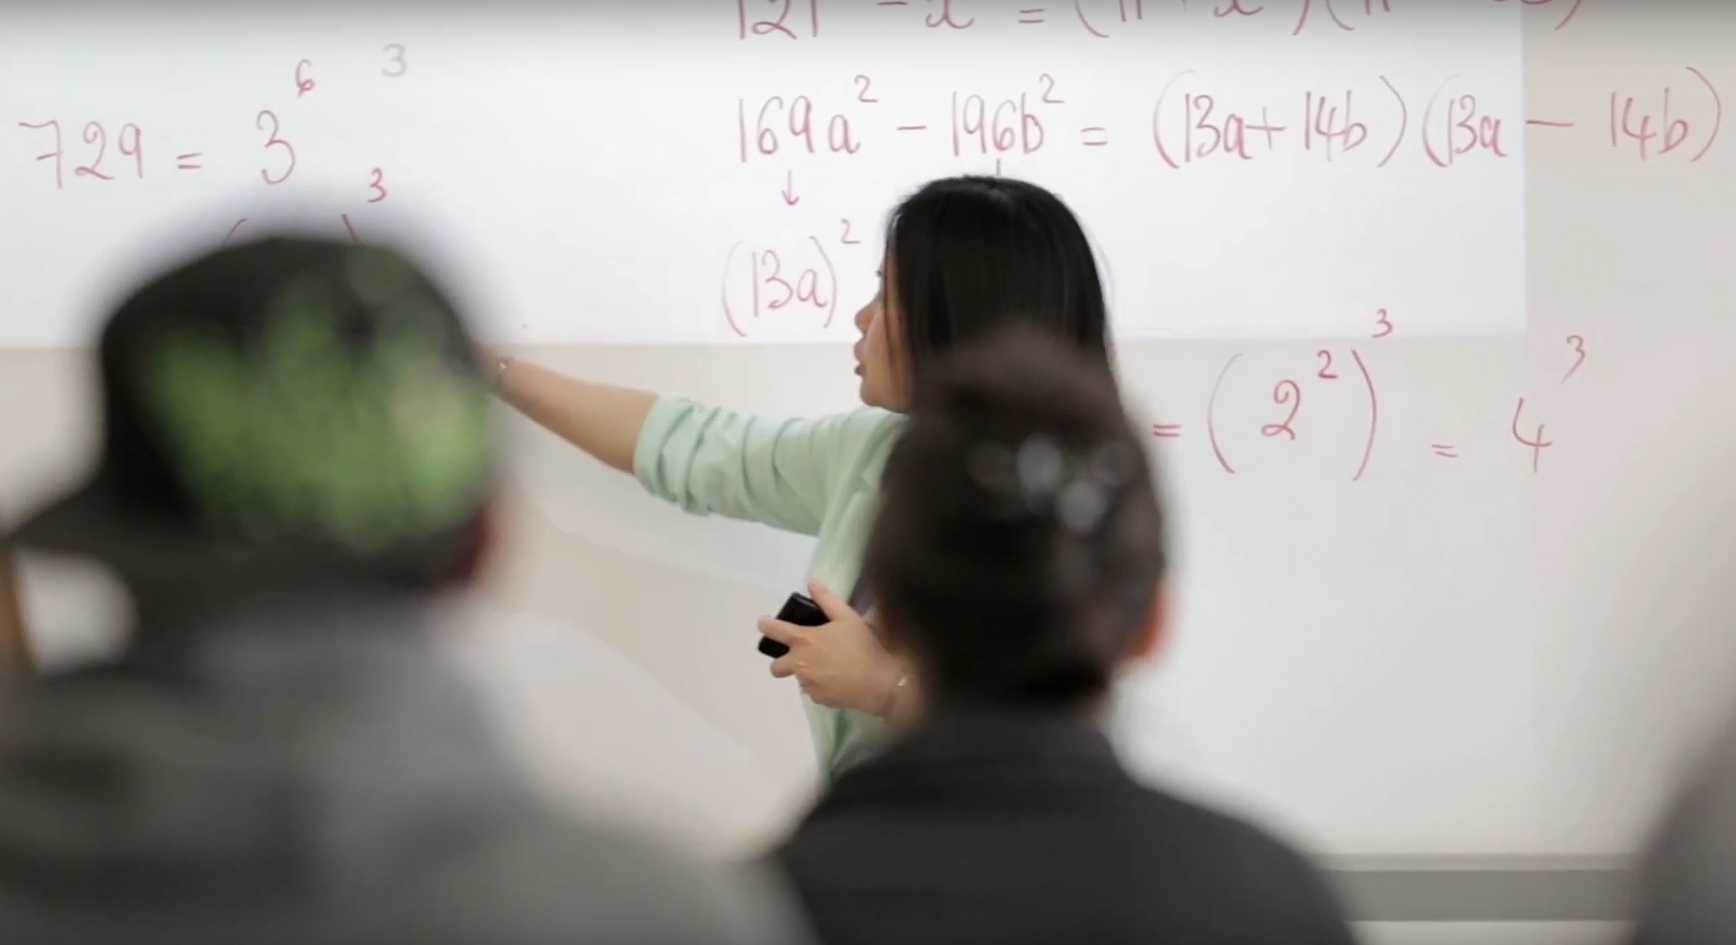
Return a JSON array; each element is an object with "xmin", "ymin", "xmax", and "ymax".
[
  {"xmin": 863, "ymin": 326, "xmax": 1168, "ymax": 708},
  {"xmin": 966, "ymin": 433, "xmax": 1135, "ymax": 536}
]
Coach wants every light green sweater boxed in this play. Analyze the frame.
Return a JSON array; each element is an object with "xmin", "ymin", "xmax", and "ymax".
[{"xmin": 633, "ymin": 395, "xmax": 908, "ymax": 778}]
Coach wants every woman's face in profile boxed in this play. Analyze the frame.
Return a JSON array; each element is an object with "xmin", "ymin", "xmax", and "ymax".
[{"xmin": 852, "ymin": 258, "xmax": 908, "ymax": 411}]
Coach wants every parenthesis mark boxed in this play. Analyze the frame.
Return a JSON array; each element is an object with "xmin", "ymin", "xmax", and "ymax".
[
  {"xmin": 1349, "ymin": 349, "xmax": 1378, "ymax": 482},
  {"xmin": 1420, "ymin": 75, "xmax": 1457, "ymax": 169},
  {"xmin": 221, "ymin": 217, "xmax": 248, "ymax": 246},
  {"xmin": 1377, "ymin": 75, "xmax": 1407, "ymax": 168},
  {"xmin": 1562, "ymin": 334, "xmax": 1587, "ymax": 384},
  {"xmin": 1686, "ymin": 66, "xmax": 1722, "ymax": 162},
  {"xmin": 1206, "ymin": 353, "xmax": 1242, "ymax": 475},
  {"xmin": 1554, "ymin": 0, "xmax": 1583, "ymax": 30},
  {"xmin": 1151, "ymin": 70, "xmax": 1196, "ymax": 172},
  {"xmin": 1074, "ymin": 0, "xmax": 1111, "ymax": 38},
  {"xmin": 722, "ymin": 241, "xmax": 748, "ymax": 337},
  {"xmin": 809, "ymin": 235, "xmax": 839, "ymax": 329}
]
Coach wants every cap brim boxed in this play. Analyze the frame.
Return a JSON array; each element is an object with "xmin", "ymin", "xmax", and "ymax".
[{"xmin": 4, "ymin": 477, "xmax": 268, "ymax": 582}]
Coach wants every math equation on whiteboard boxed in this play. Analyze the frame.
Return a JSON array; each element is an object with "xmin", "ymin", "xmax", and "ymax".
[
  {"xmin": 709, "ymin": 0, "xmax": 1538, "ymax": 342},
  {"xmin": 0, "ymin": 2, "xmax": 1712, "ymax": 346}
]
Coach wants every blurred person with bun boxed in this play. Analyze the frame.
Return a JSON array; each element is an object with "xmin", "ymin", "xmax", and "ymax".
[{"xmin": 767, "ymin": 328, "xmax": 1357, "ymax": 945}]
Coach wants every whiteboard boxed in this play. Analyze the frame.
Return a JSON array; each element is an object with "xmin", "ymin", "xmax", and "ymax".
[
  {"xmin": 0, "ymin": 3, "xmax": 1522, "ymax": 346},
  {"xmin": 4, "ymin": 1, "xmax": 1736, "ymax": 862}
]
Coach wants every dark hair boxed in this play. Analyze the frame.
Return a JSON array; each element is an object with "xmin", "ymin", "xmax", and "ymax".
[
  {"xmin": 94, "ymin": 236, "xmax": 495, "ymax": 593},
  {"xmin": 885, "ymin": 176, "xmax": 1111, "ymax": 387},
  {"xmin": 864, "ymin": 328, "xmax": 1166, "ymax": 708}
]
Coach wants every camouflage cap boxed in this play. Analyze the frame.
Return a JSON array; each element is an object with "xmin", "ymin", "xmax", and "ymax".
[{"xmin": 5, "ymin": 235, "xmax": 496, "ymax": 586}]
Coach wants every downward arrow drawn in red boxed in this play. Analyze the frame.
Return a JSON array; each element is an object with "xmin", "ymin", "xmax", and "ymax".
[{"xmin": 780, "ymin": 170, "xmax": 800, "ymax": 206}]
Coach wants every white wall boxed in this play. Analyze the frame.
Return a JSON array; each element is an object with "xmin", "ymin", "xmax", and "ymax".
[{"xmin": 3, "ymin": 2, "xmax": 1735, "ymax": 867}]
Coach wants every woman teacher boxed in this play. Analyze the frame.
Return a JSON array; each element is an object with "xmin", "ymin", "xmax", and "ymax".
[{"xmin": 485, "ymin": 175, "xmax": 1117, "ymax": 777}]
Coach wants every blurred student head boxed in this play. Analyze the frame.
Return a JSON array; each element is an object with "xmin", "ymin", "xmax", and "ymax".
[
  {"xmin": 863, "ymin": 326, "xmax": 1166, "ymax": 713},
  {"xmin": 3, "ymin": 234, "xmax": 499, "ymax": 630}
]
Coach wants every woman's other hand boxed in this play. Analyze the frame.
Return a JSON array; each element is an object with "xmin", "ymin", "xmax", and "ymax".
[{"xmin": 761, "ymin": 580, "xmax": 904, "ymax": 717}]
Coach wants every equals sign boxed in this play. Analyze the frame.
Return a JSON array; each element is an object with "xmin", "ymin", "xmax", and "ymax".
[
  {"xmin": 1151, "ymin": 423, "xmax": 1182, "ymax": 439},
  {"xmin": 1080, "ymin": 126, "xmax": 1109, "ymax": 147},
  {"xmin": 176, "ymin": 152, "xmax": 203, "ymax": 170},
  {"xmin": 1430, "ymin": 443, "xmax": 1459, "ymax": 458},
  {"xmin": 1018, "ymin": 6, "xmax": 1047, "ymax": 23}
]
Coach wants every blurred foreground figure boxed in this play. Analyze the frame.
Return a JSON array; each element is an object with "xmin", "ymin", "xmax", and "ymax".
[
  {"xmin": 1630, "ymin": 719, "xmax": 1736, "ymax": 943},
  {"xmin": 0, "ymin": 236, "xmax": 809, "ymax": 945},
  {"xmin": 0, "ymin": 544, "xmax": 24, "ymax": 673},
  {"xmin": 772, "ymin": 329, "xmax": 1357, "ymax": 945}
]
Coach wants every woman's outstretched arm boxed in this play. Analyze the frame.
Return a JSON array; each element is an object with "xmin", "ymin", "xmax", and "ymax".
[
  {"xmin": 484, "ymin": 348, "xmax": 882, "ymax": 537},
  {"xmin": 485, "ymin": 348, "xmax": 656, "ymax": 474}
]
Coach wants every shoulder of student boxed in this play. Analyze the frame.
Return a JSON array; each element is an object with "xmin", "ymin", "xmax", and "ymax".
[
  {"xmin": 1136, "ymin": 788, "xmax": 1358, "ymax": 944},
  {"xmin": 1630, "ymin": 712, "xmax": 1736, "ymax": 942},
  {"xmin": 417, "ymin": 815, "xmax": 816, "ymax": 944}
]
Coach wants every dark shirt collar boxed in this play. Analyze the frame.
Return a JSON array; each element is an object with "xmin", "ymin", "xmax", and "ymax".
[{"xmin": 810, "ymin": 706, "xmax": 1132, "ymax": 814}]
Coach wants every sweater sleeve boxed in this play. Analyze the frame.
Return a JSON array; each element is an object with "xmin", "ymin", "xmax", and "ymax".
[{"xmin": 633, "ymin": 396, "xmax": 873, "ymax": 538}]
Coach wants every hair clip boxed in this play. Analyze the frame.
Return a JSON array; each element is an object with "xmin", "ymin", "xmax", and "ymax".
[
  {"xmin": 1016, "ymin": 436, "xmax": 1066, "ymax": 506},
  {"xmin": 1055, "ymin": 477, "xmax": 1108, "ymax": 535},
  {"xmin": 965, "ymin": 434, "xmax": 1130, "ymax": 535}
]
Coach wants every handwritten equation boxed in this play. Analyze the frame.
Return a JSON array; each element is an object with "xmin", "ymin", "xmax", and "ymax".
[
  {"xmin": 717, "ymin": 54, "xmax": 1719, "ymax": 336},
  {"xmin": 736, "ymin": 0, "xmax": 1585, "ymax": 40},
  {"xmin": 728, "ymin": 66, "xmax": 1721, "ymax": 172},
  {"xmin": 1136, "ymin": 326, "xmax": 1589, "ymax": 479},
  {"xmin": 715, "ymin": 61, "xmax": 1720, "ymax": 336},
  {"xmin": 8, "ymin": 48, "xmax": 413, "ymax": 244},
  {"xmin": 13, "ymin": 61, "xmax": 1714, "ymax": 228},
  {"xmin": 0, "ymin": 6, "xmax": 1720, "ymax": 350}
]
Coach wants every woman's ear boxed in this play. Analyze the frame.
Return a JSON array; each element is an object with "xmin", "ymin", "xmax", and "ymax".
[{"xmin": 1123, "ymin": 584, "xmax": 1167, "ymax": 665}]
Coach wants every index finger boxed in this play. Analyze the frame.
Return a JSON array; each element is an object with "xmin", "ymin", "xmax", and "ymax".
[
  {"xmin": 807, "ymin": 580, "xmax": 855, "ymax": 622},
  {"xmin": 758, "ymin": 616, "xmax": 804, "ymax": 645}
]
